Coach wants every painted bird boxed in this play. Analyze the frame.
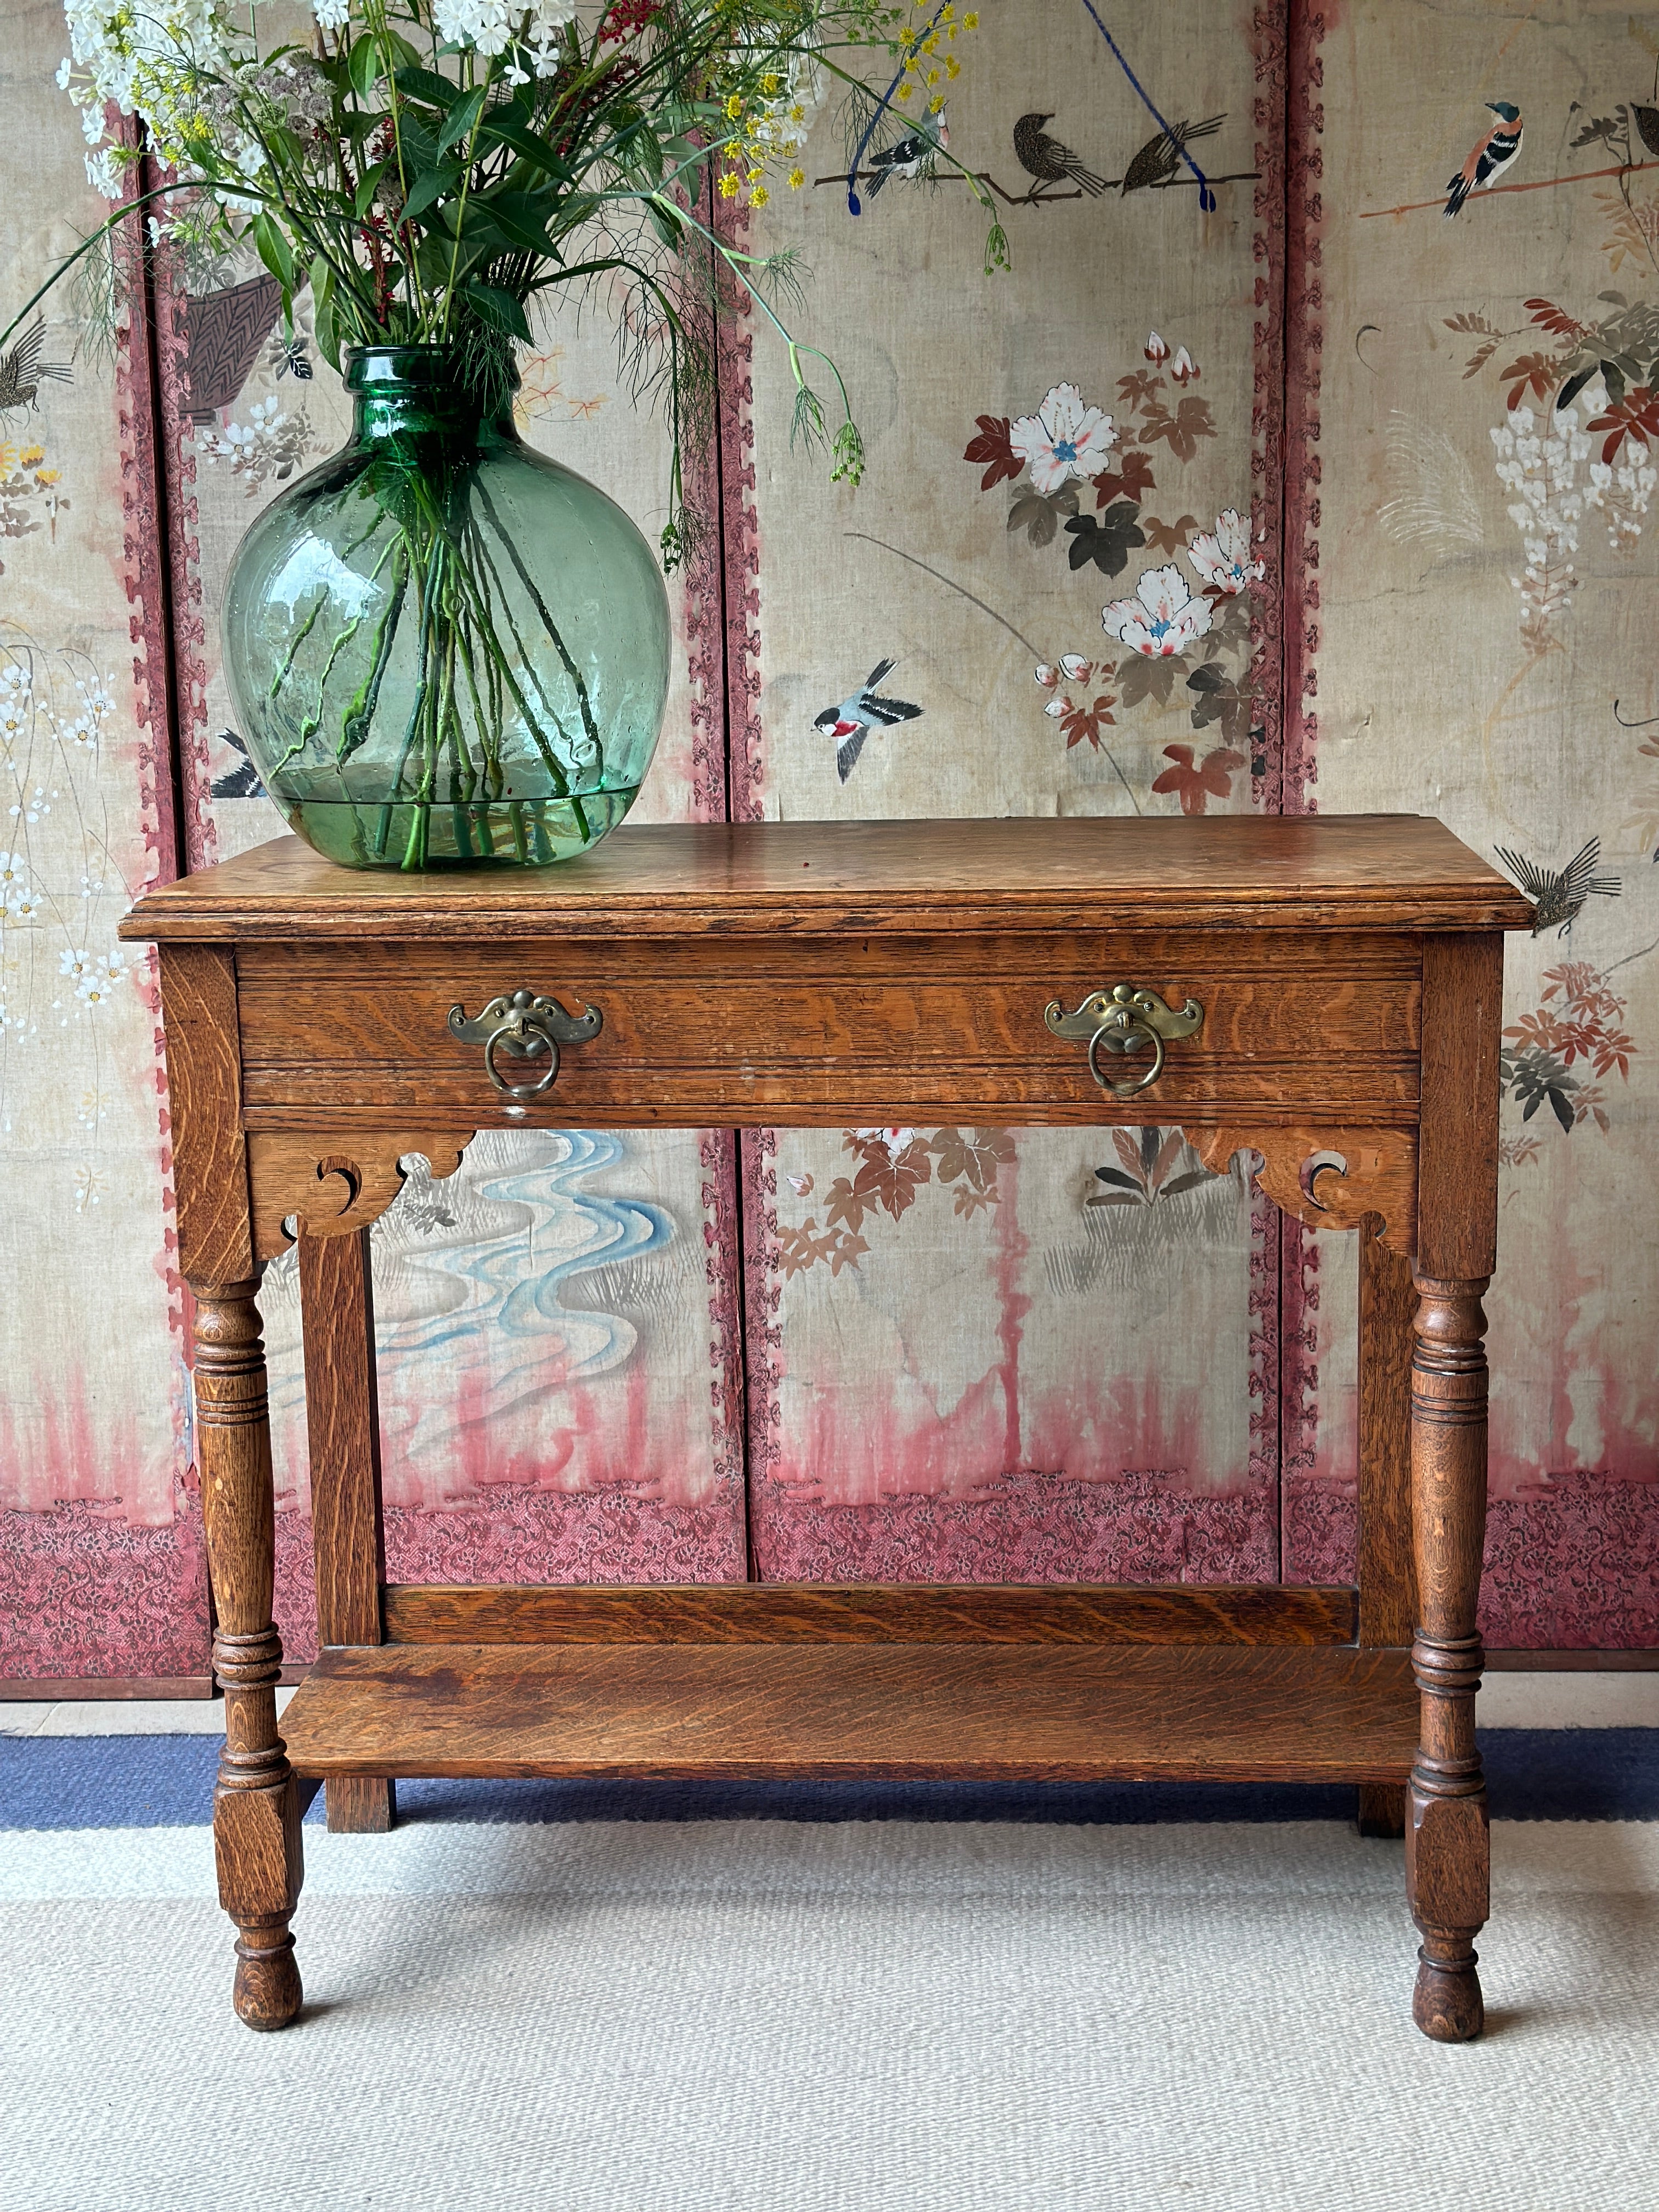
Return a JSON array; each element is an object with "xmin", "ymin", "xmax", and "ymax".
[
  {"xmin": 1445, "ymin": 101, "xmax": 1524, "ymax": 217},
  {"xmin": 0, "ymin": 319, "xmax": 72, "ymax": 416},
  {"xmin": 1120, "ymin": 113, "xmax": 1225, "ymax": 194},
  {"xmin": 864, "ymin": 108, "xmax": 948, "ymax": 197},
  {"xmin": 1013, "ymin": 112, "xmax": 1109, "ymax": 198},
  {"xmin": 1494, "ymin": 836, "xmax": 1620, "ymax": 936},
  {"xmin": 812, "ymin": 659, "xmax": 922, "ymax": 782}
]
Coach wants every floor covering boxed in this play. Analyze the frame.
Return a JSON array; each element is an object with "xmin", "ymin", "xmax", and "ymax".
[{"xmin": 2, "ymin": 1708, "xmax": 1656, "ymax": 2211}]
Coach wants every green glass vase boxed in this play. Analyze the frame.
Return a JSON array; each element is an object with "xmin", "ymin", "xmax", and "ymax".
[{"xmin": 221, "ymin": 345, "xmax": 671, "ymax": 870}]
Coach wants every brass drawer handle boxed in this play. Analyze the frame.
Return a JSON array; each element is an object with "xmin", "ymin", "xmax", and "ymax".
[
  {"xmin": 447, "ymin": 990, "xmax": 602, "ymax": 1100},
  {"xmin": 1045, "ymin": 983, "xmax": 1204, "ymax": 1098}
]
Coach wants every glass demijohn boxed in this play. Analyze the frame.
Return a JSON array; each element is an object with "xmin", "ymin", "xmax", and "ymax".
[{"xmin": 221, "ymin": 346, "xmax": 672, "ymax": 870}]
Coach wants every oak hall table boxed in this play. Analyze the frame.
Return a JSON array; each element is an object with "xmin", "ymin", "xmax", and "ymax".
[{"xmin": 120, "ymin": 814, "xmax": 1532, "ymax": 2041}]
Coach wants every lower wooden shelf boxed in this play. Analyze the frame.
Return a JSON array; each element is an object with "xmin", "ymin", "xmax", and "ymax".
[{"xmin": 280, "ymin": 1643, "xmax": 1418, "ymax": 1786}]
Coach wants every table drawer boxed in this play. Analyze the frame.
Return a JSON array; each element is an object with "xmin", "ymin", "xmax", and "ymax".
[{"xmin": 235, "ymin": 933, "xmax": 1422, "ymax": 1124}]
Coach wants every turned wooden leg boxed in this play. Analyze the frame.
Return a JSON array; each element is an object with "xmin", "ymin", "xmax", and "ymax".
[
  {"xmin": 195, "ymin": 1277, "xmax": 304, "ymax": 2030},
  {"xmin": 1407, "ymin": 1272, "xmax": 1490, "ymax": 2042},
  {"xmin": 1357, "ymin": 1226, "xmax": 1416, "ymax": 1843}
]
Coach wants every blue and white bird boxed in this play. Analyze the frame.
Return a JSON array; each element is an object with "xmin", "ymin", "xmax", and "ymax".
[
  {"xmin": 812, "ymin": 658, "xmax": 922, "ymax": 782},
  {"xmin": 1445, "ymin": 100, "xmax": 1524, "ymax": 217},
  {"xmin": 863, "ymin": 108, "xmax": 949, "ymax": 198}
]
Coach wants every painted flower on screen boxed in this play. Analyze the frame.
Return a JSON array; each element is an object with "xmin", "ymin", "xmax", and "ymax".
[
  {"xmin": 1186, "ymin": 509, "xmax": 1265, "ymax": 596},
  {"xmin": 1009, "ymin": 383, "xmax": 1118, "ymax": 494},
  {"xmin": 1101, "ymin": 564, "xmax": 1214, "ymax": 657}
]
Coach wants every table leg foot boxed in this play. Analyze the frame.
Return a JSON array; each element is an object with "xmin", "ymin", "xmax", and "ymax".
[
  {"xmin": 233, "ymin": 1917, "xmax": 303, "ymax": 2030},
  {"xmin": 1413, "ymin": 1938, "xmax": 1483, "ymax": 2042}
]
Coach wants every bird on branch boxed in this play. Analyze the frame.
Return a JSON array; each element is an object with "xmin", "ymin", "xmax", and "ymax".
[
  {"xmin": 1013, "ymin": 112, "xmax": 1108, "ymax": 198},
  {"xmin": 864, "ymin": 109, "xmax": 949, "ymax": 198},
  {"xmin": 1121, "ymin": 113, "xmax": 1226, "ymax": 195},
  {"xmin": 1444, "ymin": 100, "xmax": 1524, "ymax": 217}
]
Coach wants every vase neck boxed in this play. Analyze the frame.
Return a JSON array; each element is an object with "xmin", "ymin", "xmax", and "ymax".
[{"xmin": 344, "ymin": 346, "xmax": 518, "ymax": 450}]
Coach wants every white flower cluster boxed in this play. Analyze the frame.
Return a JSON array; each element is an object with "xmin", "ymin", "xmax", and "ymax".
[
  {"xmin": 60, "ymin": 0, "xmax": 236, "ymax": 194},
  {"xmin": 1587, "ymin": 450, "xmax": 1657, "ymax": 552},
  {"xmin": 59, "ymin": 945, "xmax": 128, "ymax": 1009},
  {"xmin": 433, "ymin": 0, "xmax": 576, "ymax": 75},
  {"xmin": 60, "ymin": 0, "xmax": 229, "ymax": 131},
  {"xmin": 311, "ymin": 0, "xmax": 353, "ymax": 27},
  {"xmin": 1492, "ymin": 403, "xmax": 1592, "ymax": 650},
  {"xmin": 0, "ymin": 661, "xmax": 30, "ymax": 751}
]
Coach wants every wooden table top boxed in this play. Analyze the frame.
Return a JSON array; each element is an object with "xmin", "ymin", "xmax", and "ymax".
[{"xmin": 120, "ymin": 815, "xmax": 1535, "ymax": 940}]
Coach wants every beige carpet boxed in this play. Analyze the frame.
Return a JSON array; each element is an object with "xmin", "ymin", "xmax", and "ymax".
[{"xmin": 3, "ymin": 1816, "xmax": 1657, "ymax": 2211}]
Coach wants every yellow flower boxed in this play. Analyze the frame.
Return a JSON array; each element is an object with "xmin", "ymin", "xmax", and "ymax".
[
  {"xmin": 926, "ymin": 67, "xmax": 939, "ymax": 84},
  {"xmin": 963, "ymin": 9, "xmax": 978, "ymax": 25},
  {"xmin": 946, "ymin": 54, "xmax": 960, "ymax": 77},
  {"xmin": 930, "ymin": 92, "xmax": 945, "ymax": 112},
  {"xmin": 19, "ymin": 447, "xmax": 44, "ymax": 470},
  {"xmin": 725, "ymin": 92, "xmax": 743, "ymax": 119},
  {"xmin": 922, "ymin": 33, "xmax": 937, "ymax": 53},
  {"xmin": 761, "ymin": 73, "xmax": 780, "ymax": 95},
  {"xmin": 0, "ymin": 445, "xmax": 18, "ymax": 477},
  {"xmin": 789, "ymin": 166, "xmax": 805, "ymax": 189},
  {"xmin": 751, "ymin": 184, "xmax": 770, "ymax": 206},
  {"xmin": 33, "ymin": 469, "xmax": 61, "ymax": 488},
  {"xmin": 896, "ymin": 77, "xmax": 914, "ymax": 100},
  {"xmin": 789, "ymin": 103, "xmax": 805, "ymax": 122},
  {"xmin": 718, "ymin": 171, "xmax": 740, "ymax": 198}
]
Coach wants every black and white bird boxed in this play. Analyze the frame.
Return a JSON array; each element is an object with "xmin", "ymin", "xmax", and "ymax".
[
  {"xmin": 812, "ymin": 659, "xmax": 922, "ymax": 782},
  {"xmin": 1120, "ymin": 113, "xmax": 1225, "ymax": 194},
  {"xmin": 1494, "ymin": 835, "xmax": 1620, "ymax": 936},
  {"xmin": 1013, "ymin": 112, "xmax": 1108, "ymax": 198},
  {"xmin": 0, "ymin": 319, "xmax": 72, "ymax": 417},
  {"xmin": 209, "ymin": 728, "xmax": 266, "ymax": 800},
  {"xmin": 863, "ymin": 108, "xmax": 948, "ymax": 197},
  {"xmin": 1446, "ymin": 101, "xmax": 1524, "ymax": 217}
]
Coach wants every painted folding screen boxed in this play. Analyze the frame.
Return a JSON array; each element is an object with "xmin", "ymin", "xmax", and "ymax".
[
  {"xmin": 6, "ymin": 0, "xmax": 1659, "ymax": 1681},
  {"xmin": 0, "ymin": 15, "xmax": 206, "ymax": 1678},
  {"xmin": 1283, "ymin": 1, "xmax": 1659, "ymax": 1641},
  {"xmin": 729, "ymin": 3, "xmax": 1290, "ymax": 1578}
]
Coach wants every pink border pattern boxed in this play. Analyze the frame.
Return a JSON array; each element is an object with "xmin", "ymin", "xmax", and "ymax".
[
  {"xmin": 1249, "ymin": 7, "xmax": 1289, "ymax": 814},
  {"xmin": 1280, "ymin": 1, "xmax": 1327, "ymax": 817}
]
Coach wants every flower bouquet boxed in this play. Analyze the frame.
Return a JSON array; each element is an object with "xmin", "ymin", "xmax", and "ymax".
[{"xmin": 12, "ymin": 1, "xmax": 995, "ymax": 867}]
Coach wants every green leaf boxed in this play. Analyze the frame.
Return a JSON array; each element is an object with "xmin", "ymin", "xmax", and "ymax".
[
  {"xmin": 397, "ymin": 116, "xmax": 443, "ymax": 173},
  {"xmin": 310, "ymin": 256, "xmax": 339, "ymax": 371},
  {"xmin": 400, "ymin": 161, "xmax": 462, "ymax": 223},
  {"xmin": 462, "ymin": 282, "xmax": 532, "ymax": 344},
  {"xmin": 439, "ymin": 86, "xmax": 488, "ymax": 154},
  {"xmin": 250, "ymin": 210, "xmax": 294, "ymax": 290},
  {"xmin": 393, "ymin": 65, "xmax": 458, "ymax": 110},
  {"xmin": 473, "ymin": 191, "xmax": 557, "ymax": 257},
  {"xmin": 348, "ymin": 33, "xmax": 382, "ymax": 103},
  {"xmin": 354, "ymin": 159, "xmax": 390, "ymax": 218},
  {"xmin": 478, "ymin": 114, "xmax": 575, "ymax": 184}
]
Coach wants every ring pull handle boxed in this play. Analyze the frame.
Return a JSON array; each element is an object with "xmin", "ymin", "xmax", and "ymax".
[
  {"xmin": 447, "ymin": 990, "xmax": 602, "ymax": 1102},
  {"xmin": 1044, "ymin": 983, "xmax": 1204, "ymax": 1101}
]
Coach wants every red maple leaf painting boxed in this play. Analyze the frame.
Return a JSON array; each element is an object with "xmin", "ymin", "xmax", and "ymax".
[
  {"xmin": 964, "ymin": 414, "xmax": 1022, "ymax": 489},
  {"xmin": 1152, "ymin": 742, "xmax": 1245, "ymax": 816}
]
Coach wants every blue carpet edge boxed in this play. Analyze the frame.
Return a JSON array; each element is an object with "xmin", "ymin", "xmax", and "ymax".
[{"xmin": 3, "ymin": 1729, "xmax": 1658, "ymax": 1831}]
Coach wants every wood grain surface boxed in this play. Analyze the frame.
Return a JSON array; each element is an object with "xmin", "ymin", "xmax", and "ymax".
[
  {"xmin": 158, "ymin": 947, "xmax": 256, "ymax": 1283},
  {"xmin": 281, "ymin": 1643, "xmax": 1418, "ymax": 1783},
  {"xmin": 383, "ymin": 1581, "xmax": 1359, "ymax": 1646},
  {"xmin": 119, "ymin": 819, "xmax": 1537, "ymax": 942},
  {"xmin": 233, "ymin": 941, "xmax": 1423, "ymax": 1123}
]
